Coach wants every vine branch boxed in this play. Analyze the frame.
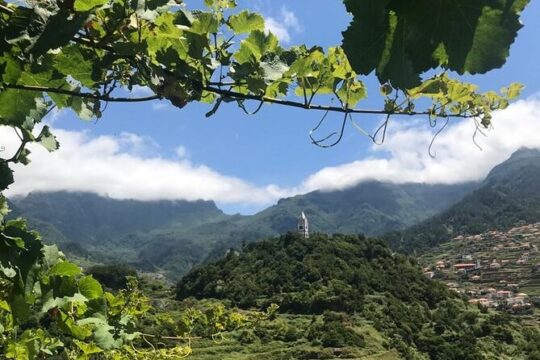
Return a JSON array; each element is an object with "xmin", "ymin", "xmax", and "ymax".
[{"xmin": 3, "ymin": 83, "xmax": 160, "ymax": 102}]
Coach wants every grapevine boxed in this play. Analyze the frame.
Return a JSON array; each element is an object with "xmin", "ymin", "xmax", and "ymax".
[{"xmin": 0, "ymin": 0, "xmax": 531, "ymax": 357}]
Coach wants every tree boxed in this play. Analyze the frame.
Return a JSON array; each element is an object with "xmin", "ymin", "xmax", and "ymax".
[
  {"xmin": 0, "ymin": 0, "xmax": 528, "ymax": 201},
  {"xmin": 0, "ymin": 0, "xmax": 531, "ymax": 358}
]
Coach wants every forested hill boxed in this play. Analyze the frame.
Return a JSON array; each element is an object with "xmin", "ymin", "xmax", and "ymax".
[
  {"xmin": 11, "ymin": 191, "xmax": 226, "ymax": 244},
  {"xmin": 177, "ymin": 233, "xmax": 451, "ymax": 311},
  {"xmin": 177, "ymin": 233, "xmax": 540, "ymax": 359},
  {"xmin": 203, "ymin": 181, "xmax": 475, "ymax": 259},
  {"xmin": 10, "ymin": 180, "xmax": 474, "ymax": 278},
  {"xmin": 9, "ymin": 191, "xmax": 230, "ymax": 276},
  {"xmin": 385, "ymin": 147, "xmax": 540, "ymax": 253}
]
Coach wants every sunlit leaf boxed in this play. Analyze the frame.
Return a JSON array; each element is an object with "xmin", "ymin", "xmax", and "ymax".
[{"xmin": 228, "ymin": 11, "xmax": 264, "ymax": 34}]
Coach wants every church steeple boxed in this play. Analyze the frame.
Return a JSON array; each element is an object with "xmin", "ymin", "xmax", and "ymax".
[{"xmin": 298, "ymin": 212, "xmax": 309, "ymax": 239}]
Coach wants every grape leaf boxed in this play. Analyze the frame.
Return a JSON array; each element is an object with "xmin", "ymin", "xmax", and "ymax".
[
  {"xmin": 342, "ymin": 0, "xmax": 530, "ymax": 88},
  {"xmin": 0, "ymin": 90, "xmax": 40, "ymax": 127},
  {"xmin": 188, "ymin": 12, "xmax": 219, "ymax": 35},
  {"xmin": 0, "ymin": 160, "xmax": 13, "ymax": 191},
  {"xmin": 0, "ymin": 55, "xmax": 21, "ymax": 84},
  {"xmin": 79, "ymin": 276, "xmax": 104, "ymax": 300},
  {"xmin": 228, "ymin": 11, "xmax": 264, "ymax": 34},
  {"xmin": 74, "ymin": 0, "xmax": 108, "ymax": 12},
  {"xmin": 5, "ymin": 5, "xmax": 89, "ymax": 57},
  {"xmin": 53, "ymin": 46, "xmax": 96, "ymax": 88},
  {"xmin": 11, "ymin": 294, "xmax": 30, "ymax": 324},
  {"xmin": 235, "ymin": 30, "xmax": 280, "ymax": 64},
  {"xmin": 73, "ymin": 340, "xmax": 103, "ymax": 356},
  {"xmin": 0, "ymin": 195, "xmax": 8, "ymax": 222},
  {"xmin": 36, "ymin": 126, "xmax": 59, "ymax": 152},
  {"xmin": 0, "ymin": 162, "xmax": 14, "ymax": 191},
  {"xmin": 49, "ymin": 261, "xmax": 82, "ymax": 277}
]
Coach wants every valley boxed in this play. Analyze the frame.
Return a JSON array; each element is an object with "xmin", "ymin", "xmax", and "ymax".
[
  {"xmin": 7, "ymin": 148, "xmax": 540, "ymax": 359},
  {"xmin": 9, "ymin": 181, "xmax": 474, "ymax": 279},
  {"xmin": 0, "ymin": 0, "xmax": 537, "ymax": 358},
  {"xmin": 420, "ymin": 223, "xmax": 540, "ymax": 317}
]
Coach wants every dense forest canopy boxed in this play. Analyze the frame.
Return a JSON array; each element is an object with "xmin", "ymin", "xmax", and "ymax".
[
  {"xmin": 177, "ymin": 232, "xmax": 540, "ymax": 359},
  {"xmin": 0, "ymin": 0, "xmax": 533, "ymax": 358},
  {"xmin": 176, "ymin": 233, "xmax": 452, "ymax": 311}
]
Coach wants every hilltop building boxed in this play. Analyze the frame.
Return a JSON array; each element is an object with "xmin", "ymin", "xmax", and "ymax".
[{"xmin": 298, "ymin": 212, "xmax": 309, "ymax": 239}]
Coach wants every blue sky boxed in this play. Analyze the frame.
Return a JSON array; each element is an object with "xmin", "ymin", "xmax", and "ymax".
[{"xmin": 5, "ymin": 0, "xmax": 540, "ymax": 214}]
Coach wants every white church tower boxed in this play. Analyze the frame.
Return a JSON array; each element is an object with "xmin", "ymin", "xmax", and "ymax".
[{"xmin": 298, "ymin": 212, "xmax": 309, "ymax": 239}]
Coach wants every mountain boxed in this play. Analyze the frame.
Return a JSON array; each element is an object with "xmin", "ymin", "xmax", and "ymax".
[
  {"xmin": 9, "ymin": 179, "xmax": 474, "ymax": 278},
  {"xmin": 8, "ymin": 176, "xmax": 476, "ymax": 279},
  {"xmin": 177, "ymin": 232, "xmax": 539, "ymax": 359},
  {"xmin": 11, "ymin": 191, "xmax": 226, "ymax": 244},
  {"xmin": 203, "ymin": 181, "xmax": 475, "ymax": 258},
  {"xmin": 9, "ymin": 191, "xmax": 230, "ymax": 275},
  {"xmin": 385, "ymin": 147, "xmax": 540, "ymax": 253}
]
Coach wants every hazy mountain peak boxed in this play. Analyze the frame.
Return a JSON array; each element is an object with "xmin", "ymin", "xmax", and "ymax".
[{"xmin": 485, "ymin": 147, "xmax": 540, "ymax": 186}]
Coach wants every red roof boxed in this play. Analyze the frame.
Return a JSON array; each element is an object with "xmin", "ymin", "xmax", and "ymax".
[{"xmin": 454, "ymin": 263, "xmax": 476, "ymax": 269}]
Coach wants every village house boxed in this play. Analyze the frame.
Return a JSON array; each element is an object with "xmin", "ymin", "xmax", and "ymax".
[
  {"xmin": 436, "ymin": 260, "xmax": 446, "ymax": 269},
  {"xmin": 495, "ymin": 290, "xmax": 513, "ymax": 299},
  {"xmin": 454, "ymin": 263, "xmax": 477, "ymax": 272},
  {"xmin": 506, "ymin": 284, "xmax": 519, "ymax": 290}
]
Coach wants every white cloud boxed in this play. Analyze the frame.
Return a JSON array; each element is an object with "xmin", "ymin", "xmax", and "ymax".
[
  {"xmin": 3, "ymin": 96, "xmax": 540, "ymax": 211},
  {"xmin": 265, "ymin": 7, "xmax": 301, "ymax": 43},
  {"xmin": 151, "ymin": 101, "xmax": 170, "ymax": 111},
  {"xmin": 175, "ymin": 145, "xmax": 189, "ymax": 159},
  {"xmin": 46, "ymin": 108, "xmax": 68, "ymax": 125},
  {"xmin": 2, "ymin": 128, "xmax": 290, "ymax": 205},
  {"xmin": 129, "ymin": 85, "xmax": 154, "ymax": 97},
  {"xmin": 301, "ymin": 95, "xmax": 540, "ymax": 192}
]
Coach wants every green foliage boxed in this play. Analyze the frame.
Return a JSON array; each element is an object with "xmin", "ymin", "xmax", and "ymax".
[
  {"xmin": 307, "ymin": 312, "xmax": 365, "ymax": 348},
  {"xmin": 0, "ymin": 219, "xmax": 146, "ymax": 358},
  {"xmin": 228, "ymin": 11, "xmax": 265, "ymax": 34},
  {"xmin": 342, "ymin": 0, "xmax": 530, "ymax": 88},
  {"xmin": 176, "ymin": 233, "xmax": 451, "ymax": 312},
  {"xmin": 0, "ymin": 0, "xmax": 527, "ymax": 187},
  {"xmin": 87, "ymin": 264, "xmax": 137, "ymax": 290},
  {"xmin": 177, "ymin": 232, "xmax": 540, "ymax": 359},
  {"xmin": 0, "ymin": 0, "xmax": 535, "ymax": 358}
]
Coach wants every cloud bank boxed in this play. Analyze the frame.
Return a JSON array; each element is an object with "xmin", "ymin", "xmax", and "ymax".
[
  {"xmin": 265, "ymin": 7, "xmax": 301, "ymax": 43},
  {"xmin": 302, "ymin": 96, "xmax": 540, "ymax": 192},
  {"xmin": 2, "ymin": 96, "xmax": 540, "ymax": 210},
  {"xmin": 2, "ymin": 129, "xmax": 290, "ymax": 204}
]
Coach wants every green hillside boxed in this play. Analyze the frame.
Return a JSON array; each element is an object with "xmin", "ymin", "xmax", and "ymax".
[
  {"xmin": 385, "ymin": 148, "xmax": 540, "ymax": 254},
  {"xmin": 204, "ymin": 181, "xmax": 475, "ymax": 259},
  {"xmin": 177, "ymin": 233, "xmax": 540, "ymax": 359},
  {"xmin": 10, "ymin": 180, "xmax": 473, "ymax": 279},
  {"xmin": 10, "ymin": 192, "xmax": 230, "ymax": 276},
  {"xmin": 177, "ymin": 233, "xmax": 450, "ymax": 311},
  {"xmin": 418, "ymin": 223, "xmax": 540, "ymax": 306},
  {"xmin": 11, "ymin": 191, "xmax": 227, "ymax": 244}
]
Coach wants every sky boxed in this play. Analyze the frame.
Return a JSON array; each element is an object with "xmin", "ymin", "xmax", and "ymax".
[{"xmin": 3, "ymin": 0, "xmax": 540, "ymax": 214}]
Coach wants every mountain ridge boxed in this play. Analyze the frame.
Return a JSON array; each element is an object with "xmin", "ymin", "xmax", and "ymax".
[
  {"xmin": 384, "ymin": 147, "xmax": 540, "ymax": 253},
  {"xmin": 10, "ymin": 179, "xmax": 475, "ymax": 278}
]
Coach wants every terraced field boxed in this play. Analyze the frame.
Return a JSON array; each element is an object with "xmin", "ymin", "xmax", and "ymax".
[
  {"xmin": 188, "ymin": 318, "xmax": 402, "ymax": 360},
  {"xmin": 420, "ymin": 223, "xmax": 540, "ymax": 309}
]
